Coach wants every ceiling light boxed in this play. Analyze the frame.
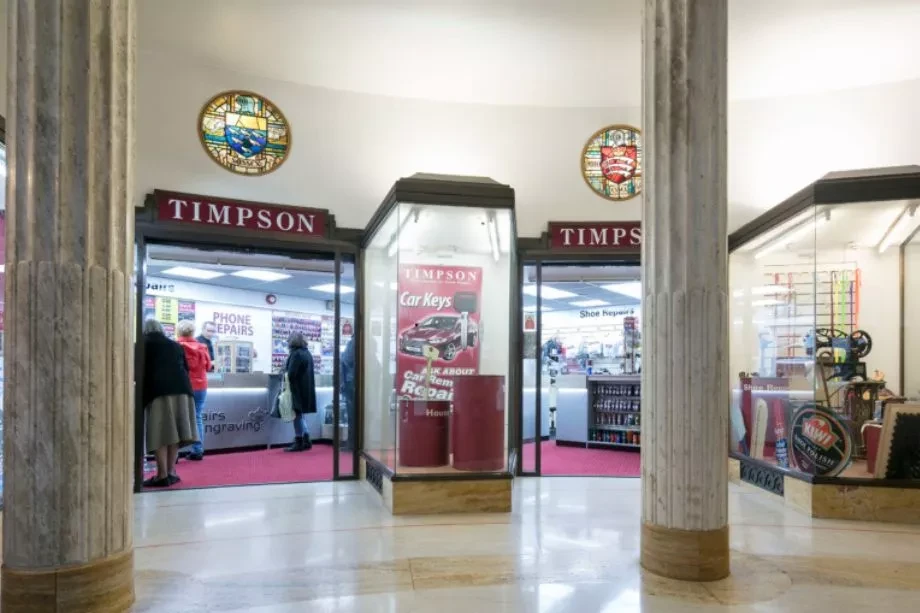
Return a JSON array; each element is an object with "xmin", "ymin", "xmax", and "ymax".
[
  {"xmin": 600, "ymin": 281, "xmax": 642, "ymax": 300},
  {"xmin": 570, "ymin": 300, "xmax": 610, "ymax": 307},
  {"xmin": 487, "ymin": 213, "xmax": 501, "ymax": 263},
  {"xmin": 523, "ymin": 305, "xmax": 553, "ymax": 312},
  {"xmin": 231, "ymin": 269, "xmax": 292, "ymax": 282},
  {"xmin": 755, "ymin": 210, "xmax": 830, "ymax": 260},
  {"xmin": 310, "ymin": 283, "xmax": 355, "ymax": 294},
  {"xmin": 161, "ymin": 266, "xmax": 225, "ymax": 280},
  {"xmin": 751, "ymin": 299, "xmax": 786, "ymax": 307},
  {"xmin": 522, "ymin": 285, "xmax": 577, "ymax": 300},
  {"xmin": 878, "ymin": 203, "xmax": 920, "ymax": 254}
]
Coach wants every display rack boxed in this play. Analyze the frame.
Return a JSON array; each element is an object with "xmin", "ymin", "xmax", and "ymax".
[{"xmin": 587, "ymin": 375, "xmax": 641, "ymax": 450}]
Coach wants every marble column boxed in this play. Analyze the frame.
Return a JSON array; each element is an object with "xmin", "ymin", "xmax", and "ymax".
[
  {"xmin": 640, "ymin": 0, "xmax": 730, "ymax": 581},
  {"xmin": 2, "ymin": 1, "xmax": 136, "ymax": 611}
]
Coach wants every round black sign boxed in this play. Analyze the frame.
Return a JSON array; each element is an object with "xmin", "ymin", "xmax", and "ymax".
[{"xmin": 789, "ymin": 405, "xmax": 852, "ymax": 477}]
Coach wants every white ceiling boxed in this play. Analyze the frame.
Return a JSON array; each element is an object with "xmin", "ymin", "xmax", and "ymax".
[{"xmin": 139, "ymin": 0, "xmax": 920, "ymax": 108}]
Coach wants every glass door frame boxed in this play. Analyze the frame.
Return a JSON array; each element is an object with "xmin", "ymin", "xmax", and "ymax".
[
  {"xmin": 514, "ymin": 243, "xmax": 641, "ymax": 477},
  {"xmin": 134, "ymin": 206, "xmax": 363, "ymax": 492}
]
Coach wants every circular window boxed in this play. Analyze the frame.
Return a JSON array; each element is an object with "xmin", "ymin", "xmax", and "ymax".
[
  {"xmin": 199, "ymin": 91, "xmax": 291, "ymax": 176},
  {"xmin": 581, "ymin": 125, "xmax": 643, "ymax": 201}
]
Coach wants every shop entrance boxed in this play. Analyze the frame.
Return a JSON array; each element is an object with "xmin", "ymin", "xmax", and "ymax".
[
  {"xmin": 133, "ymin": 191, "xmax": 360, "ymax": 492},
  {"xmin": 518, "ymin": 259, "xmax": 642, "ymax": 477}
]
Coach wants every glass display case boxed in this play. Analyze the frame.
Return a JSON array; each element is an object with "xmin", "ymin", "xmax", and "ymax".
[
  {"xmin": 730, "ymin": 166, "xmax": 920, "ymax": 486},
  {"xmin": 362, "ymin": 174, "xmax": 516, "ymax": 479}
]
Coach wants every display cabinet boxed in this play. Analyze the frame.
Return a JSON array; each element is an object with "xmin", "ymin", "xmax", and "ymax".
[
  {"xmin": 729, "ymin": 166, "xmax": 920, "ymax": 522},
  {"xmin": 360, "ymin": 174, "xmax": 516, "ymax": 514},
  {"xmin": 588, "ymin": 375, "xmax": 641, "ymax": 450}
]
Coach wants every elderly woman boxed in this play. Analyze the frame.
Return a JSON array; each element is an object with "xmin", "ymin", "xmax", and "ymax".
[
  {"xmin": 142, "ymin": 319, "xmax": 198, "ymax": 487},
  {"xmin": 284, "ymin": 331, "xmax": 318, "ymax": 452},
  {"xmin": 176, "ymin": 320, "xmax": 212, "ymax": 461}
]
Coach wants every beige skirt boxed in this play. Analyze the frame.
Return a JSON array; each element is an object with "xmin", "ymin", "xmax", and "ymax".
[{"xmin": 145, "ymin": 394, "xmax": 199, "ymax": 453}]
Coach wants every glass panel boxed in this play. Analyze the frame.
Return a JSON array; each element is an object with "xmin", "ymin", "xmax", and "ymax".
[
  {"xmin": 390, "ymin": 202, "xmax": 513, "ymax": 476},
  {"xmin": 521, "ymin": 263, "xmax": 539, "ymax": 474},
  {"xmin": 0, "ymin": 140, "xmax": 6, "ymax": 505},
  {"xmin": 336, "ymin": 255, "xmax": 357, "ymax": 478},
  {"xmin": 362, "ymin": 206, "xmax": 400, "ymax": 471},
  {"xmin": 905, "ymin": 235, "xmax": 920, "ymax": 399}
]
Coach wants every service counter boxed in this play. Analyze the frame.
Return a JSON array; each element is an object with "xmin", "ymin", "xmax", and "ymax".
[
  {"xmin": 202, "ymin": 372, "xmax": 344, "ymax": 450},
  {"xmin": 522, "ymin": 369, "xmax": 589, "ymax": 444}
]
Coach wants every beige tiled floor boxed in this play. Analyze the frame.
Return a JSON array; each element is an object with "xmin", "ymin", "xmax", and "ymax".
[{"xmin": 133, "ymin": 478, "xmax": 920, "ymax": 612}]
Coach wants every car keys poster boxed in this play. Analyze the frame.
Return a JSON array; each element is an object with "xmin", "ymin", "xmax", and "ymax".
[{"xmin": 396, "ymin": 264, "xmax": 483, "ymax": 401}]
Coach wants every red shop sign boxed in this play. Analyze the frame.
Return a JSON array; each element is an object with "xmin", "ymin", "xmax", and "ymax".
[
  {"xmin": 548, "ymin": 221, "xmax": 641, "ymax": 250},
  {"xmin": 155, "ymin": 190, "xmax": 327, "ymax": 238}
]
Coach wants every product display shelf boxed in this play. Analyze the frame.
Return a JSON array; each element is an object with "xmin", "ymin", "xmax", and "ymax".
[{"xmin": 587, "ymin": 375, "xmax": 641, "ymax": 451}]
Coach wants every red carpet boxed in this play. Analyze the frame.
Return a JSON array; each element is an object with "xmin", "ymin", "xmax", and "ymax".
[
  {"xmin": 142, "ymin": 446, "xmax": 352, "ymax": 491},
  {"xmin": 522, "ymin": 442, "xmax": 640, "ymax": 477}
]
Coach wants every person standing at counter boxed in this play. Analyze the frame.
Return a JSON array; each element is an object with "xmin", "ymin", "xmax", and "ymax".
[
  {"xmin": 285, "ymin": 332, "xmax": 318, "ymax": 452},
  {"xmin": 177, "ymin": 321, "xmax": 213, "ymax": 461},
  {"xmin": 142, "ymin": 319, "xmax": 199, "ymax": 487},
  {"xmin": 196, "ymin": 321, "xmax": 216, "ymax": 364}
]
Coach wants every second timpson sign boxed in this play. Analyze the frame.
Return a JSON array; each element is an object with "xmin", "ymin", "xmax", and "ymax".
[{"xmin": 548, "ymin": 222, "xmax": 641, "ymax": 250}]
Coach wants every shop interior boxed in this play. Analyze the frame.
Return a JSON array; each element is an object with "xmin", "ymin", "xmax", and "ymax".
[
  {"xmin": 521, "ymin": 263, "xmax": 642, "ymax": 477},
  {"xmin": 139, "ymin": 243, "xmax": 355, "ymax": 490},
  {"xmin": 731, "ymin": 181, "xmax": 920, "ymax": 481}
]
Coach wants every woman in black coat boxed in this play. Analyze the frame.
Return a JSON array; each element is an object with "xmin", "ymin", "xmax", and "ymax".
[
  {"xmin": 142, "ymin": 319, "xmax": 198, "ymax": 486},
  {"xmin": 285, "ymin": 331, "xmax": 318, "ymax": 452}
]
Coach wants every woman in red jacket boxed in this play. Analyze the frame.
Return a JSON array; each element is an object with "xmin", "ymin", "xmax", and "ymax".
[{"xmin": 177, "ymin": 321, "xmax": 213, "ymax": 461}]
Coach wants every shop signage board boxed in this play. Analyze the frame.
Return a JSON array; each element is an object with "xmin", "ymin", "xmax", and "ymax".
[
  {"xmin": 155, "ymin": 190, "xmax": 327, "ymax": 238},
  {"xmin": 789, "ymin": 405, "xmax": 852, "ymax": 477},
  {"xmin": 548, "ymin": 222, "xmax": 641, "ymax": 250},
  {"xmin": 396, "ymin": 264, "xmax": 483, "ymax": 402}
]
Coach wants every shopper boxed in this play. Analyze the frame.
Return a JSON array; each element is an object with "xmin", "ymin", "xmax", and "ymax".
[
  {"xmin": 285, "ymin": 331, "xmax": 318, "ymax": 452},
  {"xmin": 177, "ymin": 321, "xmax": 213, "ymax": 461},
  {"xmin": 141, "ymin": 319, "xmax": 198, "ymax": 487},
  {"xmin": 196, "ymin": 321, "xmax": 217, "ymax": 363}
]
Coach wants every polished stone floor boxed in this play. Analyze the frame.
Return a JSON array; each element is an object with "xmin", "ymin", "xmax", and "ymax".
[{"xmin": 134, "ymin": 477, "xmax": 920, "ymax": 612}]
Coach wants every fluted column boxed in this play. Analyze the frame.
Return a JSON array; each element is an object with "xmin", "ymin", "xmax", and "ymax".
[
  {"xmin": 640, "ymin": 0, "xmax": 730, "ymax": 581},
  {"xmin": 2, "ymin": 1, "xmax": 136, "ymax": 610}
]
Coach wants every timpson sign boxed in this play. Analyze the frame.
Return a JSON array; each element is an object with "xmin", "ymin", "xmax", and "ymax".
[
  {"xmin": 548, "ymin": 222, "xmax": 641, "ymax": 250},
  {"xmin": 154, "ymin": 190, "xmax": 328, "ymax": 238}
]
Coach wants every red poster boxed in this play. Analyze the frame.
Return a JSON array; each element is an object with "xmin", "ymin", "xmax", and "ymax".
[{"xmin": 396, "ymin": 264, "xmax": 483, "ymax": 401}]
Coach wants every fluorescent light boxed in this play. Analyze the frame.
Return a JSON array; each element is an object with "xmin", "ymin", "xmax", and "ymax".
[
  {"xmin": 751, "ymin": 299, "xmax": 786, "ymax": 307},
  {"xmin": 755, "ymin": 210, "xmax": 829, "ymax": 260},
  {"xmin": 878, "ymin": 204, "xmax": 920, "ymax": 254},
  {"xmin": 487, "ymin": 214, "xmax": 500, "ymax": 263},
  {"xmin": 231, "ymin": 269, "xmax": 291, "ymax": 282},
  {"xmin": 161, "ymin": 266, "xmax": 225, "ymax": 280},
  {"xmin": 600, "ymin": 281, "xmax": 642, "ymax": 300},
  {"xmin": 523, "ymin": 305, "xmax": 553, "ymax": 312},
  {"xmin": 739, "ymin": 209, "xmax": 814, "ymax": 252},
  {"xmin": 570, "ymin": 299, "xmax": 610, "ymax": 307},
  {"xmin": 522, "ymin": 285, "xmax": 577, "ymax": 300},
  {"xmin": 310, "ymin": 283, "xmax": 355, "ymax": 294}
]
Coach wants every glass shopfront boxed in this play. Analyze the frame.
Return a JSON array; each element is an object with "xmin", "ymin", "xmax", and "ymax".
[
  {"xmin": 134, "ymin": 190, "xmax": 358, "ymax": 491},
  {"xmin": 730, "ymin": 167, "xmax": 920, "ymax": 483}
]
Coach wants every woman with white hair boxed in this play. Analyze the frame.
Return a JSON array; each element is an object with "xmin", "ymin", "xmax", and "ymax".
[
  {"xmin": 141, "ymin": 319, "xmax": 198, "ymax": 487},
  {"xmin": 177, "ymin": 320, "xmax": 212, "ymax": 461}
]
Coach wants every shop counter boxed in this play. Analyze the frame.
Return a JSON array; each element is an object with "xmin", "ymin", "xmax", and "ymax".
[
  {"xmin": 522, "ymin": 374, "xmax": 589, "ymax": 444},
  {"xmin": 203, "ymin": 373, "xmax": 341, "ymax": 450}
]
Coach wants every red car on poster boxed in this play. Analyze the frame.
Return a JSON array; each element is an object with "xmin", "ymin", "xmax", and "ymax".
[{"xmin": 399, "ymin": 314, "xmax": 479, "ymax": 362}]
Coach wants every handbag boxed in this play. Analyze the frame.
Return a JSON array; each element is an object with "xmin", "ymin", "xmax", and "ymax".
[{"xmin": 278, "ymin": 372, "xmax": 296, "ymax": 422}]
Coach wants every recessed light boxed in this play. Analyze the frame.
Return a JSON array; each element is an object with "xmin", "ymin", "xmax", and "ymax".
[
  {"xmin": 570, "ymin": 299, "xmax": 609, "ymax": 307},
  {"xmin": 231, "ymin": 269, "xmax": 292, "ymax": 282},
  {"xmin": 523, "ymin": 305, "xmax": 553, "ymax": 312},
  {"xmin": 161, "ymin": 266, "xmax": 225, "ymax": 280},
  {"xmin": 310, "ymin": 283, "xmax": 355, "ymax": 294},
  {"xmin": 600, "ymin": 282, "xmax": 642, "ymax": 300},
  {"xmin": 522, "ymin": 285, "xmax": 577, "ymax": 300}
]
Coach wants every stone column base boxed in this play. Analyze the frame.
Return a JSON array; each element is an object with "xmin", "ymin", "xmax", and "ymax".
[
  {"xmin": 1, "ymin": 549, "xmax": 134, "ymax": 613},
  {"xmin": 641, "ymin": 523, "xmax": 730, "ymax": 581}
]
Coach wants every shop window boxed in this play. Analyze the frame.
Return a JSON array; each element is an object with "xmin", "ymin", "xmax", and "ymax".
[{"xmin": 730, "ymin": 170, "xmax": 920, "ymax": 482}]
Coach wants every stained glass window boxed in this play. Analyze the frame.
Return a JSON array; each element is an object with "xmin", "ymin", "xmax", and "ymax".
[
  {"xmin": 581, "ymin": 125, "xmax": 643, "ymax": 201},
  {"xmin": 199, "ymin": 91, "xmax": 291, "ymax": 176}
]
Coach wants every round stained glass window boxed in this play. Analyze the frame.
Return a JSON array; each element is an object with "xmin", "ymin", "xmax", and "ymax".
[
  {"xmin": 581, "ymin": 125, "xmax": 643, "ymax": 201},
  {"xmin": 199, "ymin": 91, "xmax": 291, "ymax": 176}
]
